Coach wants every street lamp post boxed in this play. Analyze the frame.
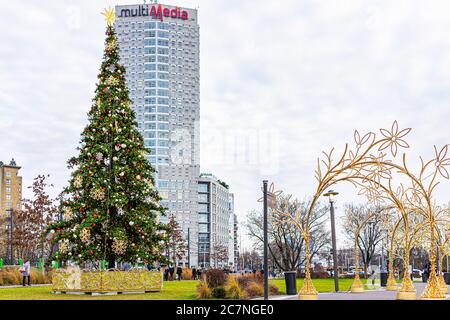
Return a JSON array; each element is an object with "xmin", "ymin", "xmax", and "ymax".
[
  {"xmin": 187, "ymin": 228, "xmax": 190, "ymax": 268},
  {"xmin": 324, "ymin": 190, "xmax": 339, "ymax": 293},
  {"xmin": 262, "ymin": 180, "xmax": 269, "ymax": 301}
]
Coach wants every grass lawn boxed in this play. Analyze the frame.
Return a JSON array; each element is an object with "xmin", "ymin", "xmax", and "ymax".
[
  {"xmin": 271, "ymin": 278, "xmax": 378, "ymax": 295},
  {"xmin": 0, "ymin": 278, "xmax": 390, "ymax": 300}
]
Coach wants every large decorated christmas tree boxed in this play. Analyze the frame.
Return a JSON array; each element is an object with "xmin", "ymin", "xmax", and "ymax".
[{"xmin": 48, "ymin": 9, "xmax": 166, "ymax": 268}]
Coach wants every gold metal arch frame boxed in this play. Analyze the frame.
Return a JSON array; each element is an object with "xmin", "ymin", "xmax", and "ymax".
[{"xmin": 273, "ymin": 121, "xmax": 449, "ymax": 300}]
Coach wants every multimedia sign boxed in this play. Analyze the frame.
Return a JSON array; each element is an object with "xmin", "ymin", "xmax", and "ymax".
[{"xmin": 117, "ymin": 4, "xmax": 189, "ymax": 21}]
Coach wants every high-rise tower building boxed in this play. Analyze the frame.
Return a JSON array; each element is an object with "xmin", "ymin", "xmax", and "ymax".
[
  {"xmin": 0, "ymin": 159, "xmax": 22, "ymax": 260},
  {"xmin": 115, "ymin": 3, "xmax": 200, "ymax": 266}
]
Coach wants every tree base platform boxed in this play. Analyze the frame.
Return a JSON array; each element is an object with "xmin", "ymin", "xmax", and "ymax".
[{"xmin": 52, "ymin": 269, "xmax": 163, "ymax": 294}]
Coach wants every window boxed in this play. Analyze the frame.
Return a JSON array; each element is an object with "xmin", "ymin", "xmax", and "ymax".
[
  {"xmin": 199, "ymin": 243, "xmax": 210, "ymax": 252},
  {"xmin": 6, "ymin": 172, "xmax": 12, "ymax": 177},
  {"xmin": 144, "ymin": 131, "xmax": 156, "ymax": 138},
  {"xmin": 158, "ymin": 148, "xmax": 169, "ymax": 156},
  {"xmin": 199, "ymin": 204, "xmax": 209, "ymax": 213},
  {"xmin": 6, "ymin": 195, "xmax": 11, "ymax": 200},
  {"xmin": 145, "ymin": 140, "xmax": 157, "ymax": 147},
  {"xmin": 198, "ymin": 194, "xmax": 208, "ymax": 203},
  {"xmin": 198, "ymin": 183, "xmax": 209, "ymax": 193},
  {"xmin": 145, "ymin": 81, "xmax": 157, "ymax": 88},
  {"xmin": 158, "ymin": 140, "xmax": 169, "ymax": 147},
  {"xmin": 158, "ymin": 81, "xmax": 169, "ymax": 88},
  {"xmin": 158, "ymin": 98, "xmax": 169, "ymax": 105},
  {"xmin": 158, "ymin": 123, "xmax": 169, "ymax": 130},
  {"xmin": 6, "ymin": 179, "xmax": 11, "ymax": 185},
  {"xmin": 158, "ymin": 39, "xmax": 169, "ymax": 47},
  {"xmin": 145, "ymin": 106, "xmax": 157, "ymax": 113},
  {"xmin": 199, "ymin": 224, "xmax": 209, "ymax": 233},
  {"xmin": 6, "ymin": 187, "xmax": 11, "ymax": 193},
  {"xmin": 199, "ymin": 233, "xmax": 210, "ymax": 242},
  {"xmin": 158, "ymin": 31, "xmax": 169, "ymax": 38},
  {"xmin": 199, "ymin": 214, "xmax": 209, "ymax": 223}
]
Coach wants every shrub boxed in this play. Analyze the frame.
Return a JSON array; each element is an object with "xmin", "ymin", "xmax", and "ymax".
[
  {"xmin": 212, "ymin": 287, "xmax": 227, "ymax": 299},
  {"xmin": 196, "ymin": 281, "xmax": 212, "ymax": 299},
  {"xmin": 205, "ymin": 269, "xmax": 227, "ymax": 289},
  {"xmin": 0, "ymin": 267, "xmax": 53, "ymax": 286},
  {"xmin": 269, "ymin": 283, "xmax": 280, "ymax": 295},
  {"xmin": 236, "ymin": 273, "xmax": 262, "ymax": 290},
  {"xmin": 244, "ymin": 282, "xmax": 264, "ymax": 299},
  {"xmin": 180, "ymin": 268, "xmax": 193, "ymax": 280},
  {"xmin": 225, "ymin": 277, "xmax": 244, "ymax": 300}
]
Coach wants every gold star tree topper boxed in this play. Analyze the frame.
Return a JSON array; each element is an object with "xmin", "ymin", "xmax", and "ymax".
[{"xmin": 102, "ymin": 7, "xmax": 116, "ymax": 26}]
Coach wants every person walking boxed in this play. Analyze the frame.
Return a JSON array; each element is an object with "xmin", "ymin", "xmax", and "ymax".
[
  {"xmin": 20, "ymin": 260, "xmax": 31, "ymax": 287},
  {"xmin": 163, "ymin": 268, "xmax": 169, "ymax": 281},
  {"xmin": 192, "ymin": 267, "xmax": 197, "ymax": 280},
  {"xmin": 169, "ymin": 265, "xmax": 175, "ymax": 281},
  {"xmin": 176, "ymin": 266, "xmax": 183, "ymax": 281}
]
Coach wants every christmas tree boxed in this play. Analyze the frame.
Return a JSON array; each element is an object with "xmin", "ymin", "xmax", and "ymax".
[{"xmin": 48, "ymin": 9, "xmax": 166, "ymax": 268}]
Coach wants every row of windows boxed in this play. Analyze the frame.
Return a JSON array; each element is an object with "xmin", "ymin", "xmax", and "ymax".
[
  {"xmin": 145, "ymin": 64, "xmax": 169, "ymax": 72},
  {"xmin": 144, "ymin": 31, "xmax": 169, "ymax": 38},
  {"xmin": 149, "ymin": 157, "xmax": 169, "ymax": 165},
  {"xmin": 143, "ymin": 114, "xmax": 169, "ymax": 122},
  {"xmin": 144, "ymin": 39, "xmax": 169, "ymax": 47},
  {"xmin": 144, "ymin": 97, "xmax": 169, "ymax": 105},
  {"xmin": 143, "ymin": 106, "xmax": 171, "ymax": 113},
  {"xmin": 158, "ymin": 180, "xmax": 191, "ymax": 190},
  {"xmin": 144, "ymin": 89, "xmax": 169, "ymax": 96},
  {"xmin": 144, "ymin": 56, "xmax": 169, "ymax": 63},
  {"xmin": 145, "ymin": 22, "xmax": 169, "ymax": 30},
  {"xmin": 144, "ymin": 80, "xmax": 169, "ymax": 88},
  {"xmin": 144, "ymin": 131, "xmax": 169, "ymax": 139},
  {"xmin": 148, "ymin": 148, "xmax": 170, "ymax": 156},
  {"xmin": 144, "ymin": 47, "xmax": 169, "ymax": 55},
  {"xmin": 143, "ymin": 123, "xmax": 169, "ymax": 130},
  {"xmin": 144, "ymin": 73, "xmax": 169, "ymax": 80},
  {"xmin": 145, "ymin": 139, "xmax": 169, "ymax": 147}
]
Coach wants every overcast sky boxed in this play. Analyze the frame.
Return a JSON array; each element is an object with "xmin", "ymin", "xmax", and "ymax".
[{"xmin": 1, "ymin": 0, "xmax": 450, "ymax": 251}]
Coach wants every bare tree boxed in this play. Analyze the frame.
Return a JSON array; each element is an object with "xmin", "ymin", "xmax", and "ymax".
[
  {"xmin": 165, "ymin": 214, "xmax": 186, "ymax": 265},
  {"xmin": 343, "ymin": 204, "xmax": 385, "ymax": 278},
  {"xmin": 11, "ymin": 175, "xmax": 58, "ymax": 264},
  {"xmin": 240, "ymin": 250, "xmax": 263, "ymax": 271},
  {"xmin": 211, "ymin": 244, "xmax": 228, "ymax": 268},
  {"xmin": 247, "ymin": 195, "xmax": 331, "ymax": 271}
]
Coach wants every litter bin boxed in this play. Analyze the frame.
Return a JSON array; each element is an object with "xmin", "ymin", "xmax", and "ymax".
[
  {"xmin": 422, "ymin": 273, "xmax": 428, "ymax": 283},
  {"xmin": 284, "ymin": 271, "xmax": 297, "ymax": 295},
  {"xmin": 380, "ymin": 272, "xmax": 388, "ymax": 287},
  {"xmin": 444, "ymin": 273, "xmax": 450, "ymax": 285}
]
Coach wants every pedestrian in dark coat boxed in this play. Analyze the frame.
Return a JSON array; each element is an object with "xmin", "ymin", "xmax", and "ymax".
[
  {"xmin": 169, "ymin": 266, "xmax": 175, "ymax": 281},
  {"xmin": 176, "ymin": 266, "xmax": 183, "ymax": 281}
]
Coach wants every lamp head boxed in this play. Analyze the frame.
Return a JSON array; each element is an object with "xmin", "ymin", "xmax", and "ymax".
[{"xmin": 323, "ymin": 190, "xmax": 339, "ymax": 203}]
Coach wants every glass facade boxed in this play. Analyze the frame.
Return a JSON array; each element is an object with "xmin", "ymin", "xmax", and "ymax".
[{"xmin": 115, "ymin": 3, "xmax": 200, "ymax": 266}]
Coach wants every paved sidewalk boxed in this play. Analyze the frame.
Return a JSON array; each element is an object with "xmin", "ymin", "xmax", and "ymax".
[{"xmin": 262, "ymin": 283, "xmax": 449, "ymax": 300}]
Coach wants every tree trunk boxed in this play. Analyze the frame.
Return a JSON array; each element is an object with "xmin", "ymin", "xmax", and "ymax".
[{"xmin": 364, "ymin": 264, "xmax": 368, "ymax": 279}]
